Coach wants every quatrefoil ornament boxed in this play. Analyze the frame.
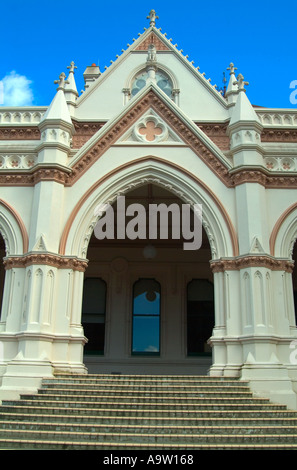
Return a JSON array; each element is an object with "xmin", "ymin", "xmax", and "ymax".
[{"xmin": 134, "ymin": 116, "xmax": 168, "ymax": 143}]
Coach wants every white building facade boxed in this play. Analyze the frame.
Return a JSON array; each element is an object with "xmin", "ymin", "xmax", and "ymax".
[{"xmin": 0, "ymin": 11, "xmax": 297, "ymax": 409}]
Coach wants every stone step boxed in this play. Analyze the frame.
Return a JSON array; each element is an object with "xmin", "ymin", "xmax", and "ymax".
[
  {"xmin": 1, "ymin": 428, "xmax": 297, "ymax": 445},
  {"xmin": 52, "ymin": 373, "xmax": 240, "ymax": 381},
  {"xmin": 0, "ymin": 404, "xmax": 292, "ymax": 419},
  {"xmin": 13, "ymin": 392, "xmax": 272, "ymax": 405},
  {"xmin": 1, "ymin": 438, "xmax": 297, "ymax": 450},
  {"xmin": 43, "ymin": 376, "xmax": 245, "ymax": 386},
  {"xmin": 33, "ymin": 389, "xmax": 255, "ymax": 399},
  {"xmin": 1, "ymin": 373, "xmax": 296, "ymax": 450},
  {"xmin": 1, "ymin": 419, "xmax": 297, "ymax": 436},
  {"xmin": 41, "ymin": 382, "xmax": 251, "ymax": 392},
  {"xmin": 2, "ymin": 411, "xmax": 297, "ymax": 427},
  {"xmin": 3, "ymin": 398, "xmax": 286, "ymax": 410}
]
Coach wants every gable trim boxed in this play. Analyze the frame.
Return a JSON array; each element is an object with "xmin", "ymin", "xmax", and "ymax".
[{"xmin": 68, "ymin": 89, "xmax": 232, "ymax": 186}]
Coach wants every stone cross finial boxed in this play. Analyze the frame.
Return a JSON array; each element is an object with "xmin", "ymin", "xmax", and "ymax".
[
  {"xmin": 147, "ymin": 9, "xmax": 159, "ymax": 27},
  {"xmin": 234, "ymin": 73, "xmax": 249, "ymax": 92},
  {"xmin": 227, "ymin": 62, "xmax": 237, "ymax": 75},
  {"xmin": 67, "ymin": 61, "xmax": 77, "ymax": 74},
  {"xmin": 54, "ymin": 72, "xmax": 69, "ymax": 90}
]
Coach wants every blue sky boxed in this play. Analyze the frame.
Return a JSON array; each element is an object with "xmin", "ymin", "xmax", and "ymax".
[{"xmin": 0, "ymin": 0, "xmax": 296, "ymax": 109}]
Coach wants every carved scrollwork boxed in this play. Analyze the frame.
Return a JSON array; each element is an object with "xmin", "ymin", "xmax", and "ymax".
[
  {"xmin": 210, "ymin": 255, "xmax": 294, "ymax": 273},
  {"xmin": 4, "ymin": 253, "xmax": 88, "ymax": 272}
]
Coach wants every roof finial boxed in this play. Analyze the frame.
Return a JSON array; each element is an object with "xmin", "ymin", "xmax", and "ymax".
[
  {"xmin": 227, "ymin": 62, "xmax": 238, "ymax": 75},
  {"xmin": 147, "ymin": 9, "xmax": 159, "ymax": 27},
  {"xmin": 234, "ymin": 73, "xmax": 249, "ymax": 92},
  {"xmin": 67, "ymin": 61, "xmax": 77, "ymax": 74},
  {"xmin": 54, "ymin": 72, "xmax": 69, "ymax": 91}
]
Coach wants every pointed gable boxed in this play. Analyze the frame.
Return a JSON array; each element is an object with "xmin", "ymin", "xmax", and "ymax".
[
  {"xmin": 68, "ymin": 85, "xmax": 232, "ymax": 186},
  {"xmin": 74, "ymin": 11, "xmax": 229, "ymax": 122}
]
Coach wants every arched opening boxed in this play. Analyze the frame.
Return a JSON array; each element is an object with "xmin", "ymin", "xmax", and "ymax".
[
  {"xmin": 0, "ymin": 235, "xmax": 5, "ymax": 318},
  {"xmin": 82, "ymin": 183, "xmax": 214, "ymax": 374}
]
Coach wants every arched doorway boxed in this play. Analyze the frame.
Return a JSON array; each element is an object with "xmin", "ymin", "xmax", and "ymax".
[{"xmin": 82, "ymin": 183, "xmax": 214, "ymax": 374}]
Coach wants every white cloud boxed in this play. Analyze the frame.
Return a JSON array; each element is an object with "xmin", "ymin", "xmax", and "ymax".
[
  {"xmin": 144, "ymin": 345, "xmax": 159, "ymax": 352},
  {"xmin": 1, "ymin": 71, "xmax": 34, "ymax": 106}
]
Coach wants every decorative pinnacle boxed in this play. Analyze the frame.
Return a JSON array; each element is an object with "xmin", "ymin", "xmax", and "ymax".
[
  {"xmin": 54, "ymin": 72, "xmax": 69, "ymax": 90},
  {"xmin": 227, "ymin": 62, "xmax": 238, "ymax": 75},
  {"xmin": 234, "ymin": 73, "xmax": 249, "ymax": 92},
  {"xmin": 67, "ymin": 61, "xmax": 77, "ymax": 74},
  {"xmin": 147, "ymin": 9, "xmax": 159, "ymax": 27}
]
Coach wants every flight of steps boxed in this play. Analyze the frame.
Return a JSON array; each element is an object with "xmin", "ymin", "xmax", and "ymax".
[{"xmin": 0, "ymin": 373, "xmax": 297, "ymax": 450}]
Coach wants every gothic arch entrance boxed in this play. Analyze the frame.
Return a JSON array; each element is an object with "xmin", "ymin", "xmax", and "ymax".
[
  {"xmin": 82, "ymin": 183, "xmax": 214, "ymax": 374},
  {"xmin": 61, "ymin": 159, "xmax": 237, "ymax": 376}
]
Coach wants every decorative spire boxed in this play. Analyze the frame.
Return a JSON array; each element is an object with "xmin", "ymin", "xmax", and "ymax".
[
  {"xmin": 229, "ymin": 72, "xmax": 261, "ymax": 128},
  {"xmin": 65, "ymin": 61, "xmax": 79, "ymax": 115},
  {"xmin": 227, "ymin": 62, "xmax": 238, "ymax": 76},
  {"xmin": 234, "ymin": 73, "xmax": 249, "ymax": 93},
  {"xmin": 225, "ymin": 62, "xmax": 240, "ymax": 106},
  {"xmin": 147, "ymin": 9, "xmax": 159, "ymax": 27},
  {"xmin": 54, "ymin": 72, "xmax": 69, "ymax": 91},
  {"xmin": 67, "ymin": 61, "xmax": 77, "ymax": 74}
]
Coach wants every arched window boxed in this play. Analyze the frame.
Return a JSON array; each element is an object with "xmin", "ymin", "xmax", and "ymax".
[
  {"xmin": 82, "ymin": 278, "xmax": 106, "ymax": 355},
  {"xmin": 187, "ymin": 279, "xmax": 214, "ymax": 356},
  {"xmin": 132, "ymin": 278, "xmax": 161, "ymax": 355},
  {"xmin": 131, "ymin": 69, "xmax": 173, "ymax": 98}
]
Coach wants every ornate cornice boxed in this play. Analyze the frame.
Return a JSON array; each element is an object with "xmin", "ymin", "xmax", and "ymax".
[
  {"xmin": 0, "ymin": 127, "xmax": 40, "ymax": 140},
  {"xmin": 3, "ymin": 253, "xmax": 88, "ymax": 272},
  {"xmin": 0, "ymin": 167, "xmax": 70, "ymax": 186},
  {"xmin": 210, "ymin": 255, "xmax": 294, "ymax": 273},
  {"xmin": 261, "ymin": 128, "xmax": 297, "ymax": 142},
  {"xmin": 32, "ymin": 168, "xmax": 69, "ymax": 185},
  {"xmin": 196, "ymin": 123, "xmax": 230, "ymax": 151},
  {"xmin": 230, "ymin": 169, "xmax": 297, "ymax": 188},
  {"xmin": 72, "ymin": 121, "xmax": 106, "ymax": 149}
]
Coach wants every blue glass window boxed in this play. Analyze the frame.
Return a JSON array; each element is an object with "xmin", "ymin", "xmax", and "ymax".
[
  {"xmin": 132, "ymin": 279, "xmax": 161, "ymax": 355},
  {"xmin": 131, "ymin": 70, "xmax": 173, "ymax": 98}
]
